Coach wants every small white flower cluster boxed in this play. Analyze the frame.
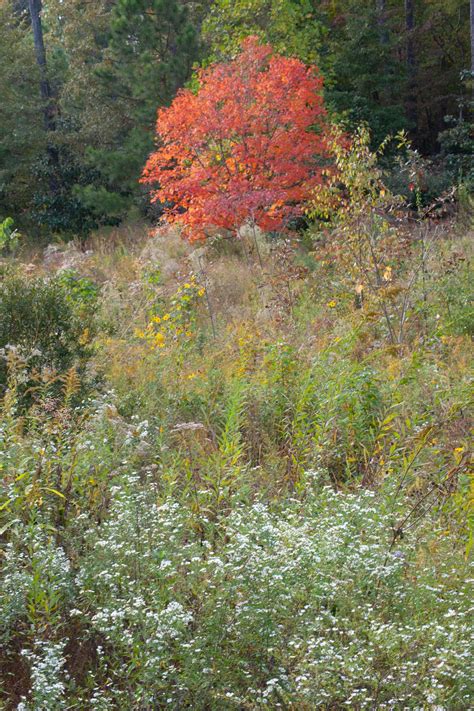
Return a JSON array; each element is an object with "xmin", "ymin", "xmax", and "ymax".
[
  {"xmin": 1, "ymin": 531, "xmax": 72, "ymax": 642},
  {"xmin": 41, "ymin": 477, "xmax": 470, "ymax": 708},
  {"xmin": 1, "ymin": 455, "xmax": 472, "ymax": 708},
  {"xmin": 18, "ymin": 640, "xmax": 68, "ymax": 710}
]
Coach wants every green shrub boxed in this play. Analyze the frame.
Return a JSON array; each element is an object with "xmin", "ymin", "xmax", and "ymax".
[
  {"xmin": 0, "ymin": 271, "xmax": 97, "ymax": 390},
  {"xmin": 438, "ymin": 261, "xmax": 474, "ymax": 337},
  {"xmin": 385, "ymin": 159, "xmax": 454, "ymax": 208},
  {"xmin": 55, "ymin": 269, "xmax": 100, "ymax": 308},
  {"xmin": 438, "ymin": 116, "xmax": 474, "ymax": 186},
  {"xmin": 0, "ymin": 217, "xmax": 20, "ymax": 255}
]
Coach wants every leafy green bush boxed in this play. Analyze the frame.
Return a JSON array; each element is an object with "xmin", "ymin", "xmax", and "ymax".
[
  {"xmin": 30, "ymin": 148, "xmax": 113, "ymax": 237},
  {"xmin": 245, "ymin": 342, "xmax": 384, "ymax": 482},
  {"xmin": 385, "ymin": 157, "xmax": 454, "ymax": 208},
  {"xmin": 438, "ymin": 115, "xmax": 474, "ymax": 186},
  {"xmin": 55, "ymin": 269, "xmax": 100, "ymax": 308},
  {"xmin": 0, "ymin": 217, "xmax": 20, "ymax": 255},
  {"xmin": 0, "ymin": 271, "xmax": 97, "ymax": 390},
  {"xmin": 439, "ymin": 262, "xmax": 474, "ymax": 336}
]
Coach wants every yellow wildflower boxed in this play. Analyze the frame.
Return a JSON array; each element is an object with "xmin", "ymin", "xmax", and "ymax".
[
  {"xmin": 154, "ymin": 332, "xmax": 165, "ymax": 348},
  {"xmin": 327, "ymin": 300, "xmax": 337, "ymax": 308},
  {"xmin": 79, "ymin": 328, "xmax": 90, "ymax": 345},
  {"xmin": 162, "ymin": 313, "xmax": 170, "ymax": 321}
]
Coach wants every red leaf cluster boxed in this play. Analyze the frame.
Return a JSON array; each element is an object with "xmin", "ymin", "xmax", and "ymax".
[{"xmin": 141, "ymin": 37, "xmax": 330, "ymax": 241}]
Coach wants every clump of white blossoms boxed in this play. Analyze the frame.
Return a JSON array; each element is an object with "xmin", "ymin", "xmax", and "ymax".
[
  {"xmin": 1, "ymin": 466, "xmax": 472, "ymax": 708},
  {"xmin": 18, "ymin": 641, "xmax": 68, "ymax": 711},
  {"xmin": 61, "ymin": 476, "xmax": 473, "ymax": 708}
]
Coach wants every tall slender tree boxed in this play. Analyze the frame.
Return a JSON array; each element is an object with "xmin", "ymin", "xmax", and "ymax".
[
  {"xmin": 28, "ymin": 0, "xmax": 55, "ymax": 131},
  {"xmin": 404, "ymin": 0, "xmax": 417, "ymax": 131},
  {"xmin": 376, "ymin": 0, "xmax": 388, "ymax": 45},
  {"xmin": 0, "ymin": 1, "xmax": 44, "ymax": 220},
  {"xmin": 470, "ymin": 0, "xmax": 474, "ymax": 94}
]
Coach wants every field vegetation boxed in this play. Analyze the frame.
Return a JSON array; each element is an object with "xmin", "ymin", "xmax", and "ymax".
[
  {"xmin": 0, "ymin": 1, "xmax": 473, "ymax": 708},
  {"xmin": 1, "ymin": 145, "xmax": 473, "ymax": 707}
]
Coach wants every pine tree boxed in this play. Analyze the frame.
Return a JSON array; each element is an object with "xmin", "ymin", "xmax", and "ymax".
[
  {"xmin": 79, "ymin": 0, "xmax": 200, "ymax": 220},
  {"xmin": 0, "ymin": 0, "xmax": 45, "ymax": 222}
]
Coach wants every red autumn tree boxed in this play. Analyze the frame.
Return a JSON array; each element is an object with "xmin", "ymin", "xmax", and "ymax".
[{"xmin": 141, "ymin": 37, "xmax": 330, "ymax": 241}]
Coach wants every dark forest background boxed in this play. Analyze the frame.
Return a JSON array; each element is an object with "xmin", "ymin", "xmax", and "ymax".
[{"xmin": 1, "ymin": 0, "xmax": 472, "ymax": 237}]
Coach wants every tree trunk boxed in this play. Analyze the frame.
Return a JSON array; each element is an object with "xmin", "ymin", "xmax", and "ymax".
[
  {"xmin": 28, "ymin": 0, "xmax": 55, "ymax": 132},
  {"xmin": 405, "ymin": 0, "xmax": 417, "ymax": 133},
  {"xmin": 470, "ymin": 0, "xmax": 474, "ymax": 97},
  {"xmin": 376, "ymin": 0, "xmax": 388, "ymax": 45}
]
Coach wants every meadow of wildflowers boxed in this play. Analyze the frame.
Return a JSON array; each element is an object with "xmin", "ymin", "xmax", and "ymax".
[{"xmin": 0, "ymin": 207, "xmax": 472, "ymax": 708}]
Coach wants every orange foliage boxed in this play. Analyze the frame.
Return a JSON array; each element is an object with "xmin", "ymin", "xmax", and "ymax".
[{"xmin": 141, "ymin": 37, "xmax": 330, "ymax": 241}]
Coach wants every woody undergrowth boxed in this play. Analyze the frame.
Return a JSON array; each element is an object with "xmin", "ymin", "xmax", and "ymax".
[{"xmin": 0, "ymin": 142, "xmax": 473, "ymax": 708}]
